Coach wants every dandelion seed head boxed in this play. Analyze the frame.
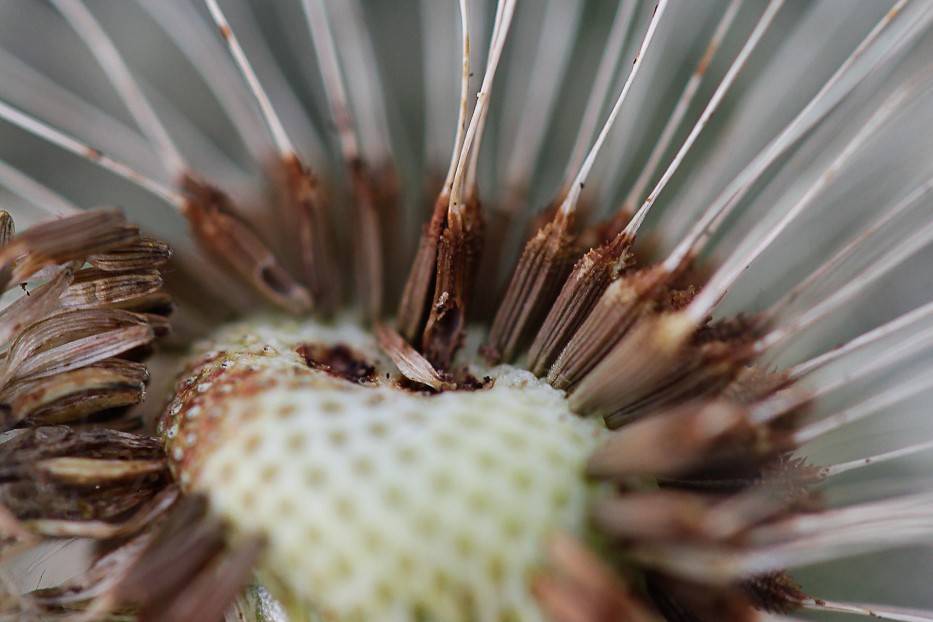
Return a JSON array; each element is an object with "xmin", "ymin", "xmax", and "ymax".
[{"xmin": 0, "ymin": 1, "xmax": 932, "ymax": 621}]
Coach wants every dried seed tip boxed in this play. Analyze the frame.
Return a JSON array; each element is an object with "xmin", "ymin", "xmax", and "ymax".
[
  {"xmin": 0, "ymin": 266, "xmax": 73, "ymax": 346},
  {"xmin": 0, "ymin": 209, "xmax": 135, "ymax": 291},
  {"xmin": 764, "ymin": 454, "xmax": 826, "ymax": 493},
  {"xmin": 421, "ymin": 196, "xmax": 483, "ymax": 370},
  {"xmin": 692, "ymin": 314, "xmax": 768, "ymax": 346},
  {"xmin": 572, "ymin": 311, "xmax": 753, "ymax": 423},
  {"xmin": 139, "ymin": 534, "xmax": 264, "ymax": 622},
  {"xmin": 0, "ymin": 308, "xmax": 155, "ymax": 394},
  {"xmin": 3, "ymin": 360, "xmax": 149, "ymax": 427},
  {"xmin": 586, "ymin": 398, "xmax": 793, "ymax": 480},
  {"xmin": 485, "ymin": 217, "xmax": 578, "ymax": 365},
  {"xmin": 744, "ymin": 571, "xmax": 809, "ymax": 614},
  {"xmin": 279, "ymin": 155, "xmax": 342, "ymax": 315},
  {"xmin": 647, "ymin": 573, "xmax": 761, "ymax": 622},
  {"xmin": 0, "ymin": 425, "xmax": 163, "ymax": 467},
  {"xmin": 0, "ymin": 210, "xmax": 172, "ymax": 380},
  {"xmin": 88, "ymin": 237, "xmax": 172, "ymax": 272},
  {"xmin": 591, "ymin": 490, "xmax": 721, "ymax": 543},
  {"xmin": 722, "ymin": 366, "xmax": 792, "ymax": 405},
  {"xmin": 1, "ymin": 478, "xmax": 162, "ymax": 525},
  {"xmin": 396, "ymin": 191, "xmax": 450, "ymax": 343},
  {"xmin": 527, "ymin": 232, "xmax": 634, "ymax": 375},
  {"xmin": 6, "ymin": 4, "xmax": 928, "ymax": 621},
  {"xmin": 23, "ymin": 485, "xmax": 179, "ymax": 541},
  {"xmin": 10, "ymin": 307, "xmax": 152, "ymax": 372},
  {"xmin": 375, "ymin": 323, "xmax": 451, "ymax": 391},
  {"xmin": 535, "ymin": 532, "xmax": 662, "ymax": 622},
  {"xmin": 112, "ymin": 495, "xmax": 232, "ymax": 614},
  {"xmin": 144, "ymin": 312, "xmax": 173, "ymax": 338},
  {"xmin": 0, "ymin": 426, "xmax": 166, "ymax": 525},
  {"xmin": 181, "ymin": 176, "xmax": 313, "ymax": 314},
  {"xmin": 0, "ymin": 211, "xmax": 13, "ymax": 249},
  {"xmin": 60, "ymin": 268, "xmax": 164, "ymax": 311},
  {"xmin": 547, "ymin": 266, "xmax": 670, "ymax": 392},
  {"xmin": 35, "ymin": 456, "xmax": 165, "ymax": 486}
]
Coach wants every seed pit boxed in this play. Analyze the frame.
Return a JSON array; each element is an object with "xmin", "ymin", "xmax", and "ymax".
[
  {"xmin": 352, "ymin": 456, "xmax": 374, "ymax": 475},
  {"xmin": 305, "ymin": 467, "xmax": 328, "ymax": 486},
  {"xmin": 287, "ymin": 433, "xmax": 307, "ymax": 452},
  {"xmin": 296, "ymin": 342, "xmax": 377, "ymax": 384},
  {"xmin": 260, "ymin": 464, "xmax": 280, "ymax": 482}
]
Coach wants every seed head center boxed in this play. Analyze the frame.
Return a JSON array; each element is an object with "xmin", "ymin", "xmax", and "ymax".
[{"xmin": 160, "ymin": 315, "xmax": 607, "ymax": 621}]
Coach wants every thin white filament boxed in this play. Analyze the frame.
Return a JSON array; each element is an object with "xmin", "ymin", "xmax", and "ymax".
[
  {"xmin": 809, "ymin": 321, "xmax": 933, "ymax": 401},
  {"xmin": 52, "ymin": 0, "xmax": 187, "ymax": 178},
  {"xmin": 687, "ymin": 67, "xmax": 931, "ymax": 322},
  {"xmin": 421, "ymin": 0, "xmax": 459, "ymax": 171},
  {"xmin": 301, "ymin": 0, "xmax": 361, "ymax": 164},
  {"xmin": 0, "ymin": 99, "xmax": 185, "ymax": 210},
  {"xmin": 799, "ymin": 599, "xmax": 933, "ymax": 622},
  {"xmin": 440, "ymin": 0, "xmax": 472, "ymax": 194},
  {"xmin": 499, "ymin": 0, "xmax": 583, "ymax": 203},
  {"xmin": 620, "ymin": 0, "xmax": 741, "ymax": 218},
  {"xmin": 559, "ymin": 0, "xmax": 638, "ymax": 202},
  {"xmin": 794, "ymin": 370, "xmax": 933, "ymax": 445},
  {"xmin": 632, "ymin": 492, "xmax": 933, "ymax": 582},
  {"xmin": 663, "ymin": 0, "xmax": 927, "ymax": 274},
  {"xmin": 822, "ymin": 439, "xmax": 933, "ymax": 478},
  {"xmin": 133, "ymin": 0, "xmax": 274, "ymax": 164},
  {"xmin": 789, "ymin": 299, "xmax": 933, "ymax": 379},
  {"xmin": 0, "ymin": 47, "xmax": 164, "ymax": 183},
  {"xmin": 761, "ymin": 214, "xmax": 933, "ymax": 353},
  {"xmin": 448, "ymin": 0, "xmax": 517, "ymax": 218},
  {"xmin": 464, "ymin": 0, "xmax": 510, "ymax": 197},
  {"xmin": 624, "ymin": 0, "xmax": 780, "ymax": 237},
  {"xmin": 559, "ymin": 0, "xmax": 670, "ymax": 219},
  {"xmin": 328, "ymin": 0, "xmax": 394, "ymax": 166},
  {"xmin": 0, "ymin": 158, "xmax": 80, "ymax": 216},
  {"xmin": 203, "ymin": 0, "xmax": 296, "ymax": 157},
  {"xmin": 768, "ymin": 175, "xmax": 933, "ymax": 328}
]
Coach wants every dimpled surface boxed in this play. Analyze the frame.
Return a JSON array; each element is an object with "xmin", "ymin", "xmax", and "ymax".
[{"xmin": 161, "ymin": 316, "xmax": 606, "ymax": 622}]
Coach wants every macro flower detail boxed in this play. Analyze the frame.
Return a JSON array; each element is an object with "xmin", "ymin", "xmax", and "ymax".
[{"xmin": 0, "ymin": 1, "xmax": 932, "ymax": 622}]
